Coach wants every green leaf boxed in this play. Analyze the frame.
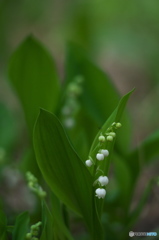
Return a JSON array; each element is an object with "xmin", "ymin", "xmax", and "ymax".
[
  {"xmin": 90, "ymin": 89, "xmax": 134, "ymax": 162},
  {"xmin": 50, "ymin": 194, "xmax": 74, "ymax": 240},
  {"xmin": 0, "ymin": 210, "xmax": 7, "ymax": 240},
  {"xmin": 33, "ymin": 109, "xmax": 102, "ymax": 239},
  {"xmin": 12, "ymin": 212, "xmax": 30, "ymax": 240},
  {"xmin": 65, "ymin": 43, "xmax": 119, "ymax": 125},
  {"xmin": 41, "ymin": 195, "xmax": 74, "ymax": 240},
  {"xmin": 127, "ymin": 129, "xmax": 159, "ymax": 182},
  {"xmin": 40, "ymin": 201, "xmax": 54, "ymax": 240},
  {"xmin": 113, "ymin": 154, "xmax": 132, "ymax": 207},
  {"xmin": 8, "ymin": 35, "xmax": 60, "ymax": 135},
  {"xmin": 64, "ymin": 42, "xmax": 132, "ymax": 155},
  {"xmin": 40, "ymin": 196, "xmax": 74, "ymax": 240}
]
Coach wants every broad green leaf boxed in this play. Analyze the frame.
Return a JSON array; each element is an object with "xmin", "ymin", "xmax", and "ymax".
[
  {"xmin": 65, "ymin": 43, "xmax": 119, "ymax": 124},
  {"xmin": 0, "ymin": 210, "xmax": 7, "ymax": 240},
  {"xmin": 64, "ymin": 42, "xmax": 132, "ymax": 155},
  {"xmin": 33, "ymin": 109, "xmax": 103, "ymax": 239},
  {"xmin": 40, "ymin": 201, "xmax": 54, "ymax": 240},
  {"xmin": 8, "ymin": 35, "xmax": 60, "ymax": 135},
  {"xmin": 89, "ymin": 88, "xmax": 134, "ymax": 169},
  {"xmin": 40, "ymin": 196, "xmax": 74, "ymax": 240},
  {"xmin": 50, "ymin": 194, "xmax": 74, "ymax": 240},
  {"xmin": 12, "ymin": 212, "xmax": 30, "ymax": 240}
]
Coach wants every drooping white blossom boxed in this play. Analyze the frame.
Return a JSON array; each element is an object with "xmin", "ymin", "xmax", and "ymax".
[
  {"xmin": 98, "ymin": 176, "xmax": 109, "ymax": 186},
  {"xmin": 96, "ymin": 153, "xmax": 104, "ymax": 161},
  {"xmin": 95, "ymin": 188, "xmax": 106, "ymax": 199},
  {"xmin": 100, "ymin": 149, "xmax": 109, "ymax": 157},
  {"xmin": 85, "ymin": 159, "xmax": 93, "ymax": 167}
]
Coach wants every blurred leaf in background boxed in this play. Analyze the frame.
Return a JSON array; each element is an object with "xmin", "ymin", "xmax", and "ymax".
[
  {"xmin": 12, "ymin": 212, "xmax": 29, "ymax": 240},
  {"xmin": 8, "ymin": 36, "xmax": 60, "ymax": 177},
  {"xmin": 62, "ymin": 42, "xmax": 132, "ymax": 158},
  {"xmin": 8, "ymin": 36, "xmax": 60, "ymax": 136}
]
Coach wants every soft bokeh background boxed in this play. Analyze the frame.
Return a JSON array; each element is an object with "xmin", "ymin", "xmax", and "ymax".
[
  {"xmin": 1, "ymin": 0, "xmax": 159, "ymax": 142},
  {"xmin": 0, "ymin": 0, "xmax": 159, "ymax": 235}
]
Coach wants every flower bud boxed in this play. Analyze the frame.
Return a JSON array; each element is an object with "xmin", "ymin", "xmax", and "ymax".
[
  {"xmin": 38, "ymin": 190, "xmax": 47, "ymax": 198},
  {"xmin": 32, "ymin": 230, "xmax": 39, "ymax": 236},
  {"xmin": 26, "ymin": 233, "xmax": 32, "ymax": 239},
  {"xmin": 116, "ymin": 122, "xmax": 122, "ymax": 128},
  {"xmin": 31, "ymin": 225, "xmax": 37, "ymax": 231},
  {"xmin": 95, "ymin": 188, "xmax": 106, "ymax": 199},
  {"xmin": 109, "ymin": 132, "xmax": 116, "ymax": 137},
  {"xmin": 74, "ymin": 75, "xmax": 84, "ymax": 84},
  {"xmin": 98, "ymin": 135, "xmax": 105, "ymax": 142},
  {"xmin": 85, "ymin": 160, "xmax": 93, "ymax": 167},
  {"xmin": 107, "ymin": 136, "xmax": 113, "ymax": 141},
  {"xmin": 28, "ymin": 182, "xmax": 34, "ymax": 188},
  {"xmin": 100, "ymin": 149, "xmax": 109, "ymax": 157},
  {"xmin": 96, "ymin": 153, "xmax": 104, "ymax": 161},
  {"xmin": 67, "ymin": 83, "xmax": 82, "ymax": 95},
  {"xmin": 36, "ymin": 221, "xmax": 42, "ymax": 227},
  {"xmin": 98, "ymin": 176, "xmax": 109, "ymax": 186}
]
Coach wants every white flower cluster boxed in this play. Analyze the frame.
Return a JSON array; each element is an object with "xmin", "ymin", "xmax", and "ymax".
[
  {"xmin": 85, "ymin": 136, "xmax": 110, "ymax": 199},
  {"xmin": 61, "ymin": 75, "xmax": 84, "ymax": 129},
  {"xmin": 95, "ymin": 176, "xmax": 109, "ymax": 199},
  {"xmin": 26, "ymin": 172, "xmax": 46, "ymax": 199},
  {"xmin": 85, "ymin": 148, "xmax": 109, "ymax": 166},
  {"xmin": 96, "ymin": 148, "xmax": 109, "ymax": 161},
  {"xmin": 85, "ymin": 122, "xmax": 122, "ymax": 199}
]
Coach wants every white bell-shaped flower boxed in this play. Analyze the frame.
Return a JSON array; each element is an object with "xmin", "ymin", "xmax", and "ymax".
[
  {"xmin": 95, "ymin": 188, "xmax": 106, "ymax": 199},
  {"xmin": 100, "ymin": 149, "xmax": 109, "ymax": 157},
  {"xmin": 64, "ymin": 118, "xmax": 75, "ymax": 128},
  {"xmin": 98, "ymin": 176, "xmax": 109, "ymax": 186},
  {"xmin": 96, "ymin": 153, "xmax": 104, "ymax": 161},
  {"xmin": 85, "ymin": 159, "xmax": 92, "ymax": 167}
]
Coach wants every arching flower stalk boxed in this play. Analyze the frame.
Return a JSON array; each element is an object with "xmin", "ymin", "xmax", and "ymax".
[
  {"xmin": 26, "ymin": 171, "xmax": 46, "ymax": 199},
  {"xmin": 85, "ymin": 121, "xmax": 122, "ymax": 199}
]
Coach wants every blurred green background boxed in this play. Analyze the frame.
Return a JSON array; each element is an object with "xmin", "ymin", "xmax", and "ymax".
[
  {"xmin": 0, "ymin": 0, "xmax": 159, "ymax": 236},
  {"xmin": 1, "ymin": 0, "xmax": 159, "ymax": 141}
]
